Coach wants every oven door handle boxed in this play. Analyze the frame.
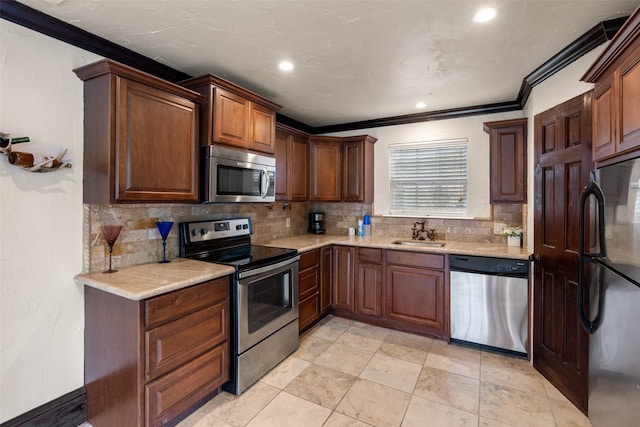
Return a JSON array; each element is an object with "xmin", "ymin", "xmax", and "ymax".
[{"xmin": 238, "ymin": 256, "xmax": 300, "ymax": 280}]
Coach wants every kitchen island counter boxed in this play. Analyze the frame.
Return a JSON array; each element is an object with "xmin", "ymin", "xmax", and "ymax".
[
  {"xmin": 74, "ymin": 258, "xmax": 235, "ymax": 300},
  {"xmin": 262, "ymin": 234, "xmax": 530, "ymax": 260}
]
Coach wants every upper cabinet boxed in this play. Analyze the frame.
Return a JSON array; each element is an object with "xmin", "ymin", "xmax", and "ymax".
[
  {"xmin": 582, "ymin": 10, "xmax": 640, "ymax": 162},
  {"xmin": 309, "ymin": 134, "xmax": 377, "ymax": 202},
  {"xmin": 275, "ymin": 124, "xmax": 309, "ymax": 201},
  {"xmin": 484, "ymin": 118, "xmax": 527, "ymax": 204},
  {"xmin": 181, "ymin": 74, "xmax": 281, "ymax": 154},
  {"xmin": 74, "ymin": 59, "xmax": 201, "ymax": 204}
]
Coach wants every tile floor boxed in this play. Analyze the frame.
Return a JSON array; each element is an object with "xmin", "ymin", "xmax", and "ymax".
[{"xmin": 177, "ymin": 315, "xmax": 591, "ymax": 427}]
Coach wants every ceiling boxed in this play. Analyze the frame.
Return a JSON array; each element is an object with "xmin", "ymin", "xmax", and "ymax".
[{"xmin": 13, "ymin": 0, "xmax": 640, "ymax": 129}]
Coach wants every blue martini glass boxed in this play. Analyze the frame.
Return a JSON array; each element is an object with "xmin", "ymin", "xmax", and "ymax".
[{"xmin": 156, "ymin": 221, "xmax": 174, "ymax": 263}]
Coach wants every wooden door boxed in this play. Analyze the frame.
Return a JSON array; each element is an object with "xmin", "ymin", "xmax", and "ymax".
[
  {"xmin": 290, "ymin": 135, "xmax": 309, "ymax": 200},
  {"xmin": 355, "ymin": 248, "xmax": 383, "ymax": 317},
  {"xmin": 249, "ymin": 102, "xmax": 275, "ymax": 154},
  {"xmin": 214, "ymin": 88, "xmax": 249, "ymax": 149},
  {"xmin": 333, "ymin": 246, "xmax": 355, "ymax": 313},
  {"xmin": 533, "ymin": 91, "xmax": 593, "ymax": 414},
  {"xmin": 309, "ymin": 136, "xmax": 342, "ymax": 201}
]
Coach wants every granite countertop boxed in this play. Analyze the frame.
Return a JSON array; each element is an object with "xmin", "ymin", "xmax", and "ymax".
[
  {"xmin": 74, "ymin": 258, "xmax": 235, "ymax": 301},
  {"xmin": 262, "ymin": 234, "xmax": 531, "ymax": 260}
]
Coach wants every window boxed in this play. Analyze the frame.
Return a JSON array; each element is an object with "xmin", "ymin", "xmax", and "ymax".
[{"xmin": 389, "ymin": 138, "xmax": 468, "ymax": 215}]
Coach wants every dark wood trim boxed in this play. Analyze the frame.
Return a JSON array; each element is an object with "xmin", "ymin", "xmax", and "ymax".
[
  {"xmin": 0, "ymin": 0, "xmax": 629, "ymax": 133},
  {"xmin": 0, "ymin": 387, "xmax": 86, "ymax": 427},
  {"xmin": 0, "ymin": 0, "xmax": 190, "ymax": 83}
]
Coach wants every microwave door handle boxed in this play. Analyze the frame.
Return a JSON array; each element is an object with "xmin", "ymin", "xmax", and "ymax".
[{"xmin": 261, "ymin": 169, "xmax": 269, "ymax": 198}]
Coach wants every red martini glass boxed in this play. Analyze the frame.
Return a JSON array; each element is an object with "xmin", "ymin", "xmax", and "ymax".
[{"xmin": 101, "ymin": 225, "xmax": 122, "ymax": 273}]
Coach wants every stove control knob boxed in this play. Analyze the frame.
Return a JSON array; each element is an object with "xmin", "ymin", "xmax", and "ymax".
[
  {"xmin": 236, "ymin": 224, "xmax": 242, "ymax": 230},
  {"xmin": 191, "ymin": 228, "xmax": 198, "ymax": 237},
  {"xmin": 200, "ymin": 228, "xmax": 207, "ymax": 236}
]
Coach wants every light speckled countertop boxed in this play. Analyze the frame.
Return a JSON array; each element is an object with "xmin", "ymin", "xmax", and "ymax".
[
  {"xmin": 262, "ymin": 234, "xmax": 531, "ymax": 260},
  {"xmin": 74, "ymin": 258, "xmax": 235, "ymax": 300}
]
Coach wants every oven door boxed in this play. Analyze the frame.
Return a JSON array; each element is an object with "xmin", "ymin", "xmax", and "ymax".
[{"xmin": 237, "ymin": 257, "xmax": 299, "ymax": 354}]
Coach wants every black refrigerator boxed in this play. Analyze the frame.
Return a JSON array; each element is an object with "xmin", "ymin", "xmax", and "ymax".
[{"xmin": 579, "ymin": 155, "xmax": 640, "ymax": 427}]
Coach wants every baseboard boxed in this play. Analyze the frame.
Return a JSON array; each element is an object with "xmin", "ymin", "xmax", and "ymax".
[{"xmin": 1, "ymin": 387, "xmax": 86, "ymax": 427}]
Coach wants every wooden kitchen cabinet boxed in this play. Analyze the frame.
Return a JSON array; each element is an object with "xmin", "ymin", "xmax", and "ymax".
[
  {"xmin": 298, "ymin": 247, "xmax": 334, "ymax": 332},
  {"xmin": 181, "ymin": 74, "xmax": 281, "ymax": 154},
  {"xmin": 483, "ymin": 118, "xmax": 527, "ymax": 203},
  {"xmin": 74, "ymin": 59, "xmax": 201, "ymax": 204},
  {"xmin": 84, "ymin": 277, "xmax": 230, "ymax": 427},
  {"xmin": 275, "ymin": 124, "xmax": 309, "ymax": 201},
  {"xmin": 385, "ymin": 250, "xmax": 448, "ymax": 339},
  {"xmin": 333, "ymin": 245, "xmax": 356, "ymax": 313},
  {"xmin": 355, "ymin": 248, "xmax": 384, "ymax": 317},
  {"xmin": 309, "ymin": 136, "xmax": 343, "ymax": 201},
  {"xmin": 583, "ymin": 10, "xmax": 640, "ymax": 162},
  {"xmin": 320, "ymin": 246, "xmax": 333, "ymax": 314},
  {"xmin": 342, "ymin": 135, "xmax": 377, "ymax": 203}
]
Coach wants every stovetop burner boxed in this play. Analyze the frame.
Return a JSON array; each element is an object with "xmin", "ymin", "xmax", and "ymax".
[{"xmin": 179, "ymin": 217, "xmax": 297, "ymax": 271}]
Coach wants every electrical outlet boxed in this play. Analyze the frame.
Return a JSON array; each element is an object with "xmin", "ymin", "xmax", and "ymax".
[{"xmin": 286, "ymin": 218, "xmax": 290, "ymax": 228}]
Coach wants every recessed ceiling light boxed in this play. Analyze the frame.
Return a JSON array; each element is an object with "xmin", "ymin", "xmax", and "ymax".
[
  {"xmin": 416, "ymin": 102, "xmax": 427, "ymax": 109},
  {"xmin": 278, "ymin": 61, "xmax": 294, "ymax": 71},
  {"xmin": 474, "ymin": 7, "xmax": 497, "ymax": 23}
]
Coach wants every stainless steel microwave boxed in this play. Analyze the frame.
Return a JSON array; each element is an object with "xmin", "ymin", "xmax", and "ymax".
[{"xmin": 203, "ymin": 145, "xmax": 276, "ymax": 203}]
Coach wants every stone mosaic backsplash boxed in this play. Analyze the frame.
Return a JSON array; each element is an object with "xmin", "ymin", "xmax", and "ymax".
[{"xmin": 85, "ymin": 202, "xmax": 525, "ymax": 273}]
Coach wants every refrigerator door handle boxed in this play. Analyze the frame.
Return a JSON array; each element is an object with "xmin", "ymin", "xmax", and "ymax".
[{"xmin": 578, "ymin": 180, "xmax": 606, "ymax": 334}]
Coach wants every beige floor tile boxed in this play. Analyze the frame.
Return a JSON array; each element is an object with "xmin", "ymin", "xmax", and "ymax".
[
  {"xmin": 479, "ymin": 416, "xmax": 513, "ymax": 427},
  {"xmin": 259, "ymin": 356, "xmax": 310, "ymax": 389},
  {"xmin": 178, "ymin": 397, "xmax": 235, "ymax": 427},
  {"xmin": 480, "ymin": 352, "xmax": 546, "ymax": 396},
  {"xmin": 386, "ymin": 329, "xmax": 435, "ymax": 349},
  {"xmin": 359, "ymin": 353, "xmax": 422, "ymax": 393},
  {"xmin": 479, "ymin": 382, "xmax": 556, "ymax": 427},
  {"xmin": 314, "ymin": 342, "xmax": 374, "ymax": 376},
  {"xmin": 336, "ymin": 379, "xmax": 411, "ymax": 427},
  {"xmin": 349, "ymin": 321, "xmax": 391, "ymax": 341},
  {"xmin": 401, "ymin": 395, "xmax": 478, "ymax": 427},
  {"xmin": 292, "ymin": 334, "xmax": 334, "ymax": 362},
  {"xmin": 310, "ymin": 317, "xmax": 352, "ymax": 341},
  {"xmin": 542, "ymin": 377, "xmax": 572, "ymax": 403},
  {"xmin": 377, "ymin": 340, "xmax": 428, "ymax": 365},
  {"xmin": 322, "ymin": 411, "xmax": 373, "ymax": 427},
  {"xmin": 549, "ymin": 398, "xmax": 591, "ymax": 427},
  {"xmin": 284, "ymin": 364, "xmax": 356, "ymax": 409},
  {"xmin": 413, "ymin": 366, "xmax": 480, "ymax": 413},
  {"xmin": 336, "ymin": 330, "xmax": 384, "ymax": 352},
  {"xmin": 208, "ymin": 382, "xmax": 280, "ymax": 426},
  {"xmin": 246, "ymin": 391, "xmax": 331, "ymax": 427},
  {"xmin": 424, "ymin": 341, "xmax": 481, "ymax": 379}
]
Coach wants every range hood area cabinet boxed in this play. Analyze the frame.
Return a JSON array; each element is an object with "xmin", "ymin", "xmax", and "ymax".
[
  {"xmin": 582, "ymin": 9, "xmax": 640, "ymax": 163},
  {"xmin": 483, "ymin": 118, "xmax": 528, "ymax": 204},
  {"xmin": 181, "ymin": 74, "xmax": 281, "ymax": 154},
  {"xmin": 309, "ymin": 134, "xmax": 377, "ymax": 203},
  {"xmin": 74, "ymin": 59, "xmax": 201, "ymax": 204},
  {"xmin": 275, "ymin": 123, "xmax": 309, "ymax": 201}
]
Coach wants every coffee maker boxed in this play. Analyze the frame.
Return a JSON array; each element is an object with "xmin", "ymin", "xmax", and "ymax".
[{"xmin": 308, "ymin": 212, "xmax": 325, "ymax": 234}]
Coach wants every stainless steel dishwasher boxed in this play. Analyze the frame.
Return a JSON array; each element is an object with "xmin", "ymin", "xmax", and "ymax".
[{"xmin": 449, "ymin": 255, "xmax": 529, "ymax": 356}]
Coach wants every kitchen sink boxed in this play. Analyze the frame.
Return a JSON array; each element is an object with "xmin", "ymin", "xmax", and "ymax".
[{"xmin": 391, "ymin": 240, "xmax": 446, "ymax": 248}]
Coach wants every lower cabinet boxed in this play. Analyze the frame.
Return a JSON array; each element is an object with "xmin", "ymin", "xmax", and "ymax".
[
  {"xmin": 85, "ymin": 277, "xmax": 230, "ymax": 427},
  {"xmin": 355, "ymin": 248, "xmax": 383, "ymax": 317},
  {"xmin": 299, "ymin": 247, "xmax": 333, "ymax": 332},
  {"xmin": 333, "ymin": 245, "xmax": 356, "ymax": 313}
]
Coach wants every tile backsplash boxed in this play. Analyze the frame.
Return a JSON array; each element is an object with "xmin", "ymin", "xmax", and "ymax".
[{"xmin": 85, "ymin": 202, "xmax": 526, "ymax": 273}]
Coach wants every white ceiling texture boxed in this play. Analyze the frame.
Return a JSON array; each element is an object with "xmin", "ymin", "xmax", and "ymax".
[{"xmin": 14, "ymin": 0, "xmax": 640, "ymax": 130}]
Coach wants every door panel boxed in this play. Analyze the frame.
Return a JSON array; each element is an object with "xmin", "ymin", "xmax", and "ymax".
[{"xmin": 533, "ymin": 91, "xmax": 592, "ymax": 414}]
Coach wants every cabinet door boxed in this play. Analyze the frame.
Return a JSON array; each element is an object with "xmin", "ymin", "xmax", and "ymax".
[
  {"xmin": 214, "ymin": 88, "xmax": 249, "ymax": 149},
  {"xmin": 485, "ymin": 120, "xmax": 527, "ymax": 203},
  {"xmin": 593, "ymin": 76, "xmax": 616, "ymax": 161},
  {"xmin": 386, "ymin": 265, "xmax": 446, "ymax": 333},
  {"xmin": 117, "ymin": 78, "xmax": 199, "ymax": 202},
  {"xmin": 343, "ymin": 139, "xmax": 364, "ymax": 202},
  {"xmin": 274, "ymin": 128, "xmax": 290, "ymax": 201},
  {"xmin": 333, "ymin": 246, "xmax": 355, "ymax": 312},
  {"xmin": 309, "ymin": 137, "xmax": 342, "ymax": 201},
  {"xmin": 249, "ymin": 103, "xmax": 276, "ymax": 154},
  {"xmin": 618, "ymin": 49, "xmax": 640, "ymax": 155},
  {"xmin": 356, "ymin": 262, "xmax": 382, "ymax": 317},
  {"xmin": 291, "ymin": 135, "xmax": 309, "ymax": 201},
  {"xmin": 320, "ymin": 246, "xmax": 333, "ymax": 314}
]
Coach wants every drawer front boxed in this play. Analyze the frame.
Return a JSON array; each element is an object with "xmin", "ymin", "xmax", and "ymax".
[
  {"xmin": 358, "ymin": 247, "xmax": 382, "ymax": 263},
  {"xmin": 146, "ymin": 343, "xmax": 229, "ymax": 427},
  {"xmin": 299, "ymin": 249, "xmax": 320, "ymax": 270},
  {"xmin": 386, "ymin": 250, "xmax": 444, "ymax": 270},
  {"xmin": 299, "ymin": 265, "xmax": 320, "ymax": 300},
  {"xmin": 299, "ymin": 294, "xmax": 320, "ymax": 332},
  {"xmin": 146, "ymin": 301, "xmax": 228, "ymax": 381},
  {"xmin": 145, "ymin": 277, "xmax": 229, "ymax": 328}
]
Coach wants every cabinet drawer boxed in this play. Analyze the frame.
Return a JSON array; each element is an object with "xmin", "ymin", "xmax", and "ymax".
[
  {"xmin": 299, "ymin": 265, "xmax": 319, "ymax": 300},
  {"xmin": 358, "ymin": 247, "xmax": 382, "ymax": 263},
  {"xmin": 146, "ymin": 301, "xmax": 228, "ymax": 381},
  {"xmin": 299, "ymin": 294, "xmax": 320, "ymax": 332},
  {"xmin": 145, "ymin": 277, "xmax": 229, "ymax": 328},
  {"xmin": 300, "ymin": 249, "xmax": 320, "ymax": 270},
  {"xmin": 146, "ymin": 343, "xmax": 229, "ymax": 427},
  {"xmin": 386, "ymin": 250, "xmax": 444, "ymax": 270}
]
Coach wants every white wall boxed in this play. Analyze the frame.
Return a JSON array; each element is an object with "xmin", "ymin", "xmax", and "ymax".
[{"xmin": 0, "ymin": 20, "xmax": 100, "ymax": 422}]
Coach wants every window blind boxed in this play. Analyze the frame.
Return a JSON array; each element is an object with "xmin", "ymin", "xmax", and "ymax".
[{"xmin": 389, "ymin": 139, "xmax": 468, "ymax": 215}]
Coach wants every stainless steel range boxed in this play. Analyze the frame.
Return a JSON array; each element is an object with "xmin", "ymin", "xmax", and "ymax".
[{"xmin": 179, "ymin": 217, "xmax": 299, "ymax": 394}]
